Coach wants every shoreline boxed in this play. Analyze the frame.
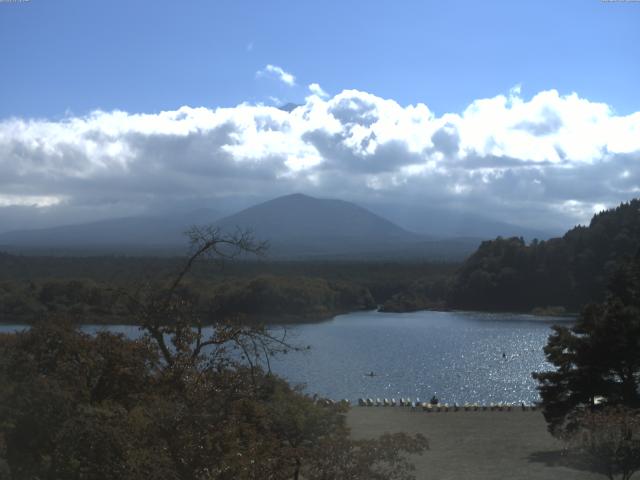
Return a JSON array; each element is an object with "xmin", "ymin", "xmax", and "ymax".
[{"xmin": 0, "ymin": 306, "xmax": 578, "ymax": 327}]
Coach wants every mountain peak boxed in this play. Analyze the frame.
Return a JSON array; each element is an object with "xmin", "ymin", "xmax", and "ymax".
[
  {"xmin": 275, "ymin": 193, "xmax": 315, "ymax": 201},
  {"xmin": 277, "ymin": 103, "xmax": 302, "ymax": 113},
  {"xmin": 214, "ymin": 194, "xmax": 420, "ymax": 257}
]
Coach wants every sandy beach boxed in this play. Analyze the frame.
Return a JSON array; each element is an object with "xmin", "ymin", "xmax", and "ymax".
[{"xmin": 347, "ymin": 407, "xmax": 603, "ymax": 480}]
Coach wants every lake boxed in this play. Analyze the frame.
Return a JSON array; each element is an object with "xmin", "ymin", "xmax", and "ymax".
[{"xmin": 0, "ymin": 310, "xmax": 570, "ymax": 404}]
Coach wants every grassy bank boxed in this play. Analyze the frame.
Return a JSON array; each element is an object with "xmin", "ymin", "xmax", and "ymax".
[{"xmin": 347, "ymin": 407, "xmax": 602, "ymax": 480}]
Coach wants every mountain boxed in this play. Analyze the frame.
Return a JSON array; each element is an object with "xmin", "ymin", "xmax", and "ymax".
[
  {"xmin": 213, "ymin": 193, "xmax": 425, "ymax": 257},
  {"xmin": 366, "ymin": 204, "xmax": 555, "ymax": 240},
  {"xmin": 0, "ymin": 194, "xmax": 487, "ymax": 260},
  {"xmin": 0, "ymin": 209, "xmax": 219, "ymax": 254},
  {"xmin": 277, "ymin": 103, "xmax": 302, "ymax": 112}
]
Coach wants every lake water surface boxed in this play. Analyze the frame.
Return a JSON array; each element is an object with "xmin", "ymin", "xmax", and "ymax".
[{"xmin": 0, "ymin": 310, "xmax": 570, "ymax": 404}]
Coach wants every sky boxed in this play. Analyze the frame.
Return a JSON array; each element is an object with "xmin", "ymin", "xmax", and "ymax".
[{"xmin": 0, "ymin": 0, "xmax": 639, "ymax": 234}]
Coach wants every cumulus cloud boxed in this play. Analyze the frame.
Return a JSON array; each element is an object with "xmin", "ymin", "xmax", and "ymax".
[
  {"xmin": 1, "ymin": 87, "xmax": 640, "ymax": 232},
  {"xmin": 430, "ymin": 123, "xmax": 460, "ymax": 157},
  {"xmin": 256, "ymin": 64, "xmax": 296, "ymax": 86},
  {"xmin": 308, "ymin": 83, "xmax": 329, "ymax": 98}
]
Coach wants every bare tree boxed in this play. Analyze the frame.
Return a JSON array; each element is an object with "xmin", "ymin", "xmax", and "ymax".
[{"xmin": 124, "ymin": 226, "xmax": 298, "ymax": 377}]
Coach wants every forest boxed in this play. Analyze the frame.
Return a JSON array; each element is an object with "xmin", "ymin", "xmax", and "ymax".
[
  {"xmin": 0, "ymin": 252, "xmax": 456, "ymax": 324},
  {"xmin": 449, "ymin": 200, "xmax": 640, "ymax": 312}
]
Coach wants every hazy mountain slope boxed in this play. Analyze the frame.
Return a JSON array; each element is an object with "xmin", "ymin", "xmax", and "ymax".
[
  {"xmin": 317, "ymin": 237, "xmax": 482, "ymax": 262},
  {"xmin": 0, "ymin": 209, "xmax": 219, "ymax": 251},
  {"xmin": 0, "ymin": 193, "xmax": 510, "ymax": 260},
  {"xmin": 214, "ymin": 193, "xmax": 422, "ymax": 256},
  {"xmin": 367, "ymin": 204, "xmax": 555, "ymax": 240}
]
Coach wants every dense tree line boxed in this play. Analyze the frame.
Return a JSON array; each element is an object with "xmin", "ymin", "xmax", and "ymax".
[
  {"xmin": 378, "ymin": 276, "xmax": 450, "ymax": 312},
  {"xmin": 0, "ymin": 253, "xmax": 456, "ymax": 296},
  {"xmin": 0, "ymin": 252, "xmax": 457, "ymax": 323},
  {"xmin": 0, "ymin": 279, "xmax": 130, "ymax": 323},
  {"xmin": 450, "ymin": 200, "xmax": 640, "ymax": 312},
  {"xmin": 0, "ymin": 275, "xmax": 375, "ymax": 325},
  {"xmin": 209, "ymin": 275, "xmax": 375, "ymax": 321}
]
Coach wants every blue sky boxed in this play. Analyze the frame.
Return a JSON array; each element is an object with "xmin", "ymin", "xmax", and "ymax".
[
  {"xmin": 1, "ymin": 0, "xmax": 638, "ymax": 118},
  {"xmin": 0, "ymin": 0, "xmax": 639, "ymax": 234}
]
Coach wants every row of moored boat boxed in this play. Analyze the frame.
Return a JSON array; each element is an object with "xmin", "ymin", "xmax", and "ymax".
[{"xmin": 357, "ymin": 398, "xmax": 538, "ymax": 411}]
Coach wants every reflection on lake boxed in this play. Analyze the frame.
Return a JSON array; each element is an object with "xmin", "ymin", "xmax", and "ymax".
[
  {"xmin": 0, "ymin": 310, "xmax": 571, "ymax": 404},
  {"xmin": 269, "ymin": 310, "xmax": 569, "ymax": 404}
]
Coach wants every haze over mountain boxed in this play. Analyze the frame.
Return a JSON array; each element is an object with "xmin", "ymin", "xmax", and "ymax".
[
  {"xmin": 367, "ymin": 204, "xmax": 556, "ymax": 241},
  {"xmin": 0, "ymin": 209, "xmax": 220, "ymax": 254},
  {"xmin": 216, "ymin": 193, "xmax": 415, "ymax": 246},
  {"xmin": 0, "ymin": 194, "xmax": 486, "ymax": 259},
  {"xmin": 213, "ymin": 194, "xmax": 484, "ymax": 259}
]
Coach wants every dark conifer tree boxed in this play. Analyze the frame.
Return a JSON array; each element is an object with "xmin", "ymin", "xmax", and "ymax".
[{"xmin": 533, "ymin": 253, "xmax": 640, "ymax": 436}]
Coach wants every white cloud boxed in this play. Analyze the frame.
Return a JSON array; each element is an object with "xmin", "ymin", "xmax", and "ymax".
[
  {"xmin": 0, "ymin": 195, "xmax": 63, "ymax": 208},
  {"xmin": 256, "ymin": 64, "xmax": 296, "ymax": 86},
  {"xmin": 1, "ymin": 87, "xmax": 640, "ymax": 230},
  {"xmin": 308, "ymin": 83, "xmax": 329, "ymax": 98}
]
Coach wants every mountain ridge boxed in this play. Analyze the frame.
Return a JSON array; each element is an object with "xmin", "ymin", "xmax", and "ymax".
[
  {"xmin": 0, "ymin": 209, "xmax": 219, "ymax": 250},
  {"xmin": 0, "ymin": 193, "xmax": 508, "ymax": 260}
]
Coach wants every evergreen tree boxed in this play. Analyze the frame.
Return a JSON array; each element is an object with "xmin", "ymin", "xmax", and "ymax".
[{"xmin": 533, "ymin": 255, "xmax": 640, "ymax": 437}]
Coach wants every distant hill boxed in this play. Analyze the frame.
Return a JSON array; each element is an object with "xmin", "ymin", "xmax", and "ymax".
[
  {"xmin": 449, "ymin": 199, "xmax": 640, "ymax": 311},
  {"xmin": 214, "ymin": 193, "xmax": 425, "ymax": 257},
  {"xmin": 0, "ymin": 194, "xmax": 488, "ymax": 260},
  {"xmin": 367, "ymin": 204, "xmax": 555, "ymax": 240},
  {"xmin": 0, "ymin": 209, "xmax": 219, "ymax": 254},
  {"xmin": 277, "ymin": 103, "xmax": 302, "ymax": 112}
]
